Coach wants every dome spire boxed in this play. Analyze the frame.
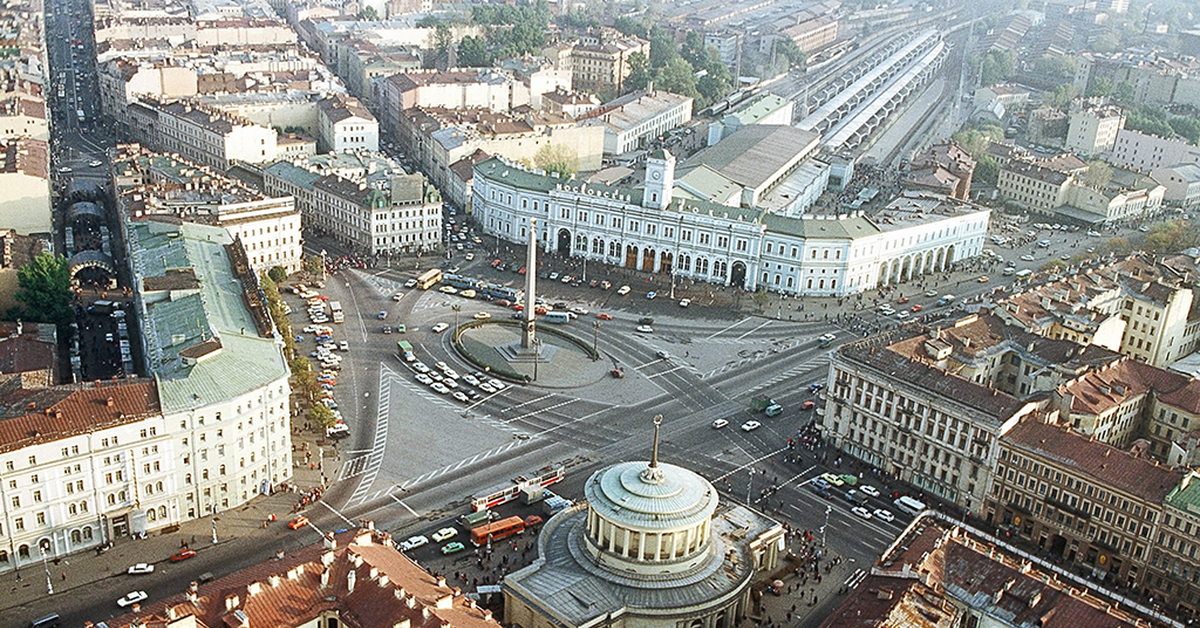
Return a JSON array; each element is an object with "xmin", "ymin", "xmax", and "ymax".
[{"xmin": 641, "ymin": 415, "xmax": 665, "ymax": 484}]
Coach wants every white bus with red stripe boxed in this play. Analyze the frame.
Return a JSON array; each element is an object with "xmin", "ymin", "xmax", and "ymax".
[{"xmin": 470, "ymin": 464, "xmax": 565, "ymax": 512}]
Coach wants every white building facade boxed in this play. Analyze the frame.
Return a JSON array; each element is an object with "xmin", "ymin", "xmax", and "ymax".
[{"xmin": 472, "ymin": 155, "xmax": 989, "ymax": 297}]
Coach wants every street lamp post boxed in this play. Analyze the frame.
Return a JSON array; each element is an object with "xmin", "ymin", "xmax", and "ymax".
[
  {"xmin": 39, "ymin": 543, "xmax": 52, "ymax": 595},
  {"xmin": 212, "ymin": 517, "xmax": 218, "ymax": 545},
  {"xmin": 533, "ymin": 339, "xmax": 543, "ymax": 381},
  {"xmin": 452, "ymin": 304, "xmax": 462, "ymax": 332},
  {"xmin": 592, "ymin": 321, "xmax": 601, "ymax": 357},
  {"xmin": 746, "ymin": 469, "xmax": 754, "ymax": 505},
  {"xmin": 821, "ymin": 504, "xmax": 832, "ymax": 548}
]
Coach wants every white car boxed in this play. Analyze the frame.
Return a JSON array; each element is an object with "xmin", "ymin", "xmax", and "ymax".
[
  {"xmin": 413, "ymin": 362, "xmax": 430, "ymax": 373},
  {"xmin": 338, "ymin": 341, "xmax": 349, "ymax": 351},
  {"xmin": 399, "ymin": 535, "xmax": 429, "ymax": 551},
  {"xmin": 442, "ymin": 369, "xmax": 460, "ymax": 380},
  {"xmin": 404, "ymin": 279, "xmax": 418, "ymax": 288},
  {"xmin": 432, "ymin": 527, "xmax": 458, "ymax": 542},
  {"xmin": 569, "ymin": 306, "xmax": 589, "ymax": 315},
  {"xmin": 859, "ymin": 485, "xmax": 880, "ymax": 498},
  {"xmin": 479, "ymin": 382, "xmax": 497, "ymax": 394},
  {"xmin": 873, "ymin": 509, "xmax": 895, "ymax": 522},
  {"xmin": 415, "ymin": 373, "xmax": 433, "ymax": 386},
  {"xmin": 474, "ymin": 312, "xmax": 491, "ymax": 320},
  {"xmin": 117, "ymin": 591, "xmax": 149, "ymax": 607},
  {"xmin": 679, "ymin": 298, "xmax": 691, "ymax": 307},
  {"xmin": 636, "ymin": 325, "xmax": 654, "ymax": 333},
  {"xmin": 463, "ymin": 375, "xmax": 480, "ymax": 387},
  {"xmin": 851, "ymin": 506, "xmax": 873, "ymax": 520},
  {"xmin": 616, "ymin": 285, "xmax": 632, "ymax": 295},
  {"xmin": 431, "ymin": 382, "xmax": 450, "ymax": 394},
  {"xmin": 488, "ymin": 379, "xmax": 506, "ymax": 391},
  {"xmin": 442, "ymin": 378, "xmax": 459, "ymax": 390},
  {"xmin": 712, "ymin": 419, "xmax": 729, "ymax": 429},
  {"xmin": 432, "ymin": 322, "xmax": 450, "ymax": 333},
  {"xmin": 127, "ymin": 563, "xmax": 155, "ymax": 575},
  {"xmin": 392, "ymin": 293, "xmax": 404, "ymax": 301},
  {"xmin": 741, "ymin": 420, "xmax": 761, "ymax": 432},
  {"xmin": 452, "ymin": 391, "xmax": 470, "ymax": 403},
  {"xmin": 434, "ymin": 361, "xmax": 448, "ymax": 371}
]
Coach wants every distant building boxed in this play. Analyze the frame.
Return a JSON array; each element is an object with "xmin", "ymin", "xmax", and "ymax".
[
  {"xmin": 317, "ymin": 93, "xmax": 379, "ymax": 153},
  {"xmin": 1065, "ymin": 105, "xmax": 1125, "ymax": 154},
  {"xmin": 903, "ymin": 142, "xmax": 976, "ymax": 201},
  {"xmin": 580, "ymin": 89, "xmax": 694, "ymax": 156},
  {"xmin": 1151, "ymin": 162, "xmax": 1200, "ymax": 207},
  {"xmin": 706, "ymin": 93, "xmax": 794, "ymax": 147},
  {"xmin": 103, "ymin": 524, "xmax": 504, "ymax": 628},
  {"xmin": 0, "ymin": 230, "xmax": 45, "ymax": 316},
  {"xmin": 373, "ymin": 68, "xmax": 533, "ymax": 135},
  {"xmin": 1112, "ymin": 128, "xmax": 1200, "ymax": 172},
  {"xmin": 262, "ymin": 157, "xmax": 441, "ymax": 256},
  {"xmin": 997, "ymin": 160, "xmax": 1074, "ymax": 212},
  {"xmin": 0, "ymin": 138, "xmax": 50, "ymax": 236},
  {"xmin": 505, "ymin": 427, "xmax": 784, "ymax": 628},
  {"xmin": 127, "ymin": 98, "xmax": 278, "ymax": 171},
  {"xmin": 556, "ymin": 28, "xmax": 650, "ymax": 96},
  {"xmin": 112, "ymin": 145, "xmax": 303, "ymax": 273},
  {"xmin": 541, "ymin": 87, "xmax": 600, "ymax": 118}
]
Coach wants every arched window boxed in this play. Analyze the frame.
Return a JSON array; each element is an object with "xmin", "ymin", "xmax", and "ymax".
[
  {"xmin": 107, "ymin": 494, "xmax": 116, "ymax": 506},
  {"xmin": 156, "ymin": 481, "xmax": 163, "ymax": 492},
  {"xmin": 147, "ymin": 508, "xmax": 157, "ymax": 521},
  {"xmin": 145, "ymin": 484, "xmax": 153, "ymax": 495},
  {"xmin": 70, "ymin": 529, "xmax": 81, "ymax": 544},
  {"xmin": 0, "ymin": 550, "xmax": 7, "ymax": 563},
  {"xmin": 202, "ymin": 469, "xmax": 209, "ymax": 480},
  {"xmin": 82, "ymin": 527, "xmax": 93, "ymax": 540},
  {"xmin": 18, "ymin": 545, "xmax": 29, "ymax": 559},
  {"xmin": 80, "ymin": 500, "xmax": 88, "ymax": 512},
  {"xmin": 68, "ymin": 503, "xmax": 77, "ymax": 516},
  {"xmin": 219, "ymin": 465, "xmax": 226, "ymax": 476},
  {"xmin": 186, "ymin": 473, "xmax": 192, "ymax": 484},
  {"xmin": 158, "ymin": 506, "xmax": 167, "ymax": 518}
]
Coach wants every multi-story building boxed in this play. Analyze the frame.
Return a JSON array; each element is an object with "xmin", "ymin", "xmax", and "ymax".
[
  {"xmin": 473, "ymin": 140, "xmax": 988, "ymax": 298},
  {"xmin": 706, "ymin": 93, "xmax": 793, "ymax": 147},
  {"xmin": 558, "ymin": 29, "xmax": 650, "ymax": 96},
  {"xmin": 1065, "ymin": 105, "xmax": 1125, "ymax": 155},
  {"xmin": 903, "ymin": 142, "xmax": 976, "ymax": 201},
  {"xmin": 317, "ymin": 93, "xmax": 379, "ymax": 153},
  {"xmin": 997, "ymin": 160, "xmax": 1074, "ymax": 213},
  {"xmin": 126, "ymin": 218, "xmax": 293, "ymax": 520},
  {"xmin": 111, "ymin": 145, "xmax": 302, "ymax": 273},
  {"xmin": 989, "ymin": 419, "xmax": 1185, "ymax": 604},
  {"xmin": 823, "ymin": 314, "xmax": 1077, "ymax": 509},
  {"xmin": 102, "ymin": 524, "xmax": 504, "ymax": 628},
  {"xmin": 1151, "ymin": 163, "xmax": 1200, "ymax": 207},
  {"xmin": 0, "ymin": 138, "xmax": 51, "ymax": 236},
  {"xmin": 776, "ymin": 15, "xmax": 838, "ymax": 53},
  {"xmin": 0, "ymin": 96, "xmax": 47, "ymax": 142},
  {"xmin": 262, "ymin": 157, "xmax": 441, "ymax": 256},
  {"xmin": 373, "ymin": 68, "xmax": 533, "ymax": 130},
  {"xmin": 0, "ymin": 380, "xmax": 169, "ymax": 570},
  {"xmin": 127, "ymin": 99, "xmax": 278, "ymax": 171},
  {"xmin": 1112, "ymin": 128, "xmax": 1200, "ymax": 173},
  {"xmin": 395, "ymin": 106, "xmax": 604, "ymax": 195},
  {"xmin": 995, "ymin": 255, "xmax": 1200, "ymax": 369},
  {"xmin": 580, "ymin": 89, "xmax": 694, "ymax": 156}
]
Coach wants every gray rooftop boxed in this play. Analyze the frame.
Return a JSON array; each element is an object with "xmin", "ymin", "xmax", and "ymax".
[{"xmin": 127, "ymin": 219, "xmax": 289, "ymax": 413}]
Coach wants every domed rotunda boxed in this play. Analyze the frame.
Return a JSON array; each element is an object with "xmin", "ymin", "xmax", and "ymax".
[{"xmin": 504, "ymin": 418, "xmax": 785, "ymax": 628}]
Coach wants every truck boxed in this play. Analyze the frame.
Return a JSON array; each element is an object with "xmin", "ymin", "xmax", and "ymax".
[
  {"xmin": 330, "ymin": 301, "xmax": 344, "ymax": 324},
  {"xmin": 751, "ymin": 395, "xmax": 783, "ymax": 416},
  {"xmin": 397, "ymin": 340, "xmax": 415, "ymax": 362}
]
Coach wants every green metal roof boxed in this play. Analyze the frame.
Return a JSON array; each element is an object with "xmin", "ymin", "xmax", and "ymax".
[
  {"xmin": 1164, "ymin": 473, "xmax": 1200, "ymax": 516},
  {"xmin": 128, "ymin": 220, "xmax": 290, "ymax": 413},
  {"xmin": 761, "ymin": 212, "xmax": 881, "ymax": 240}
]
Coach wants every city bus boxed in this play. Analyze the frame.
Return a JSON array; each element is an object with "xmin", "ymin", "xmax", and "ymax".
[
  {"xmin": 545, "ymin": 311, "xmax": 571, "ymax": 324},
  {"xmin": 415, "ymin": 269, "xmax": 443, "ymax": 290},
  {"xmin": 470, "ymin": 516, "xmax": 525, "ymax": 546},
  {"xmin": 470, "ymin": 464, "xmax": 565, "ymax": 512},
  {"xmin": 893, "ymin": 495, "xmax": 926, "ymax": 516},
  {"xmin": 460, "ymin": 509, "xmax": 493, "ymax": 529}
]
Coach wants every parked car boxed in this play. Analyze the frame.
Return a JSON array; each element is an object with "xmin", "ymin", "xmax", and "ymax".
[
  {"xmin": 400, "ymin": 535, "xmax": 429, "ymax": 551},
  {"xmin": 117, "ymin": 591, "xmax": 149, "ymax": 608},
  {"xmin": 432, "ymin": 527, "xmax": 458, "ymax": 542},
  {"xmin": 441, "ymin": 542, "xmax": 466, "ymax": 555},
  {"xmin": 851, "ymin": 506, "xmax": 873, "ymax": 520},
  {"xmin": 169, "ymin": 549, "xmax": 196, "ymax": 562},
  {"xmin": 127, "ymin": 563, "xmax": 155, "ymax": 575},
  {"xmin": 616, "ymin": 285, "xmax": 631, "ymax": 295}
]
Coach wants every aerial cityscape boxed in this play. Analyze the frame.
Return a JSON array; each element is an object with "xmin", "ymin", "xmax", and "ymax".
[{"xmin": 3, "ymin": 0, "xmax": 1200, "ymax": 626}]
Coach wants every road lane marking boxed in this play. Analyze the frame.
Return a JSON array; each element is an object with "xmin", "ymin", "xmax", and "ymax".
[
  {"xmin": 318, "ymin": 500, "xmax": 356, "ymax": 526},
  {"xmin": 388, "ymin": 492, "xmax": 419, "ymax": 517},
  {"xmin": 706, "ymin": 317, "xmax": 751, "ymax": 340},
  {"xmin": 646, "ymin": 364, "xmax": 688, "ymax": 378},
  {"xmin": 734, "ymin": 319, "xmax": 773, "ymax": 340}
]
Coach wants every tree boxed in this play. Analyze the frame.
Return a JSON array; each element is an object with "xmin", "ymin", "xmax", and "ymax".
[
  {"xmin": 309, "ymin": 403, "xmax": 336, "ymax": 429},
  {"xmin": 1105, "ymin": 236, "xmax": 1131, "ymax": 256},
  {"xmin": 10, "ymin": 251, "xmax": 72, "ymax": 330},
  {"xmin": 305, "ymin": 255, "xmax": 324, "ymax": 277},
  {"xmin": 1044, "ymin": 84, "xmax": 1078, "ymax": 110},
  {"xmin": 534, "ymin": 143, "xmax": 578, "ymax": 177},
  {"xmin": 291, "ymin": 357, "xmax": 320, "ymax": 402},
  {"xmin": 1086, "ymin": 76, "xmax": 1113, "ymax": 98},
  {"xmin": 1033, "ymin": 54, "xmax": 1076, "ymax": 79},
  {"xmin": 649, "ymin": 25, "xmax": 679, "ymax": 69},
  {"xmin": 612, "ymin": 16, "xmax": 648, "ymax": 38},
  {"xmin": 356, "ymin": 6, "xmax": 379, "ymax": 21},
  {"xmin": 1081, "ymin": 160, "xmax": 1113, "ymax": 188},
  {"xmin": 978, "ymin": 49, "xmax": 1016, "ymax": 87},
  {"xmin": 1113, "ymin": 81, "xmax": 1135, "ymax": 104},
  {"xmin": 975, "ymin": 156, "xmax": 1000, "ymax": 187},
  {"xmin": 268, "ymin": 265, "xmax": 287, "ymax": 284},
  {"xmin": 681, "ymin": 31, "xmax": 708, "ymax": 68},
  {"xmin": 775, "ymin": 38, "xmax": 807, "ymax": 70},
  {"xmin": 432, "ymin": 23, "xmax": 454, "ymax": 69},
  {"xmin": 1168, "ymin": 116, "xmax": 1200, "ymax": 145},
  {"xmin": 458, "ymin": 35, "xmax": 491, "ymax": 67},
  {"xmin": 624, "ymin": 51, "xmax": 650, "ymax": 94},
  {"xmin": 261, "ymin": 271, "xmax": 294, "ymax": 359},
  {"xmin": 654, "ymin": 57, "xmax": 700, "ymax": 101}
]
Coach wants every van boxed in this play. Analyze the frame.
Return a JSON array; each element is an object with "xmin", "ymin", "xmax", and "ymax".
[
  {"xmin": 545, "ymin": 311, "xmax": 571, "ymax": 324},
  {"xmin": 844, "ymin": 490, "xmax": 868, "ymax": 506},
  {"xmin": 764, "ymin": 403, "xmax": 783, "ymax": 417},
  {"xmin": 893, "ymin": 495, "xmax": 926, "ymax": 516},
  {"xmin": 30, "ymin": 614, "xmax": 60, "ymax": 628}
]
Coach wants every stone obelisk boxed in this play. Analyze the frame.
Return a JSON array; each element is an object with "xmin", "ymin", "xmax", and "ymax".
[{"xmin": 521, "ymin": 217, "xmax": 537, "ymax": 351}]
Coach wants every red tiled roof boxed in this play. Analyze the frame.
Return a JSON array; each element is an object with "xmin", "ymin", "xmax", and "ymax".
[
  {"xmin": 1064, "ymin": 358, "xmax": 1189, "ymax": 415},
  {"xmin": 104, "ymin": 529, "xmax": 503, "ymax": 628},
  {"xmin": 1004, "ymin": 419, "xmax": 1183, "ymax": 503},
  {"xmin": 0, "ymin": 382, "xmax": 160, "ymax": 453}
]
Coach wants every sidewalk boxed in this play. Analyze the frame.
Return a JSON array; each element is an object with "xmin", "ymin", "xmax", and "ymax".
[
  {"xmin": 0, "ymin": 427, "xmax": 333, "ymax": 612},
  {"xmin": 740, "ymin": 530, "xmax": 860, "ymax": 628}
]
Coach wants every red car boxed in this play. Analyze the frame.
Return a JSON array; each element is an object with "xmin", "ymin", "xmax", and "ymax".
[
  {"xmin": 170, "ymin": 549, "xmax": 196, "ymax": 562},
  {"xmin": 512, "ymin": 304, "xmax": 525, "ymax": 311},
  {"xmin": 802, "ymin": 400, "xmax": 816, "ymax": 410},
  {"xmin": 288, "ymin": 516, "xmax": 309, "ymax": 530},
  {"xmin": 910, "ymin": 304, "xmax": 924, "ymax": 312},
  {"xmin": 897, "ymin": 296, "xmax": 910, "ymax": 304},
  {"xmin": 524, "ymin": 515, "xmax": 543, "ymax": 528},
  {"xmin": 534, "ymin": 306, "xmax": 550, "ymax": 315},
  {"xmin": 596, "ymin": 313, "xmax": 613, "ymax": 320},
  {"xmin": 518, "ymin": 266, "xmax": 527, "ymax": 274}
]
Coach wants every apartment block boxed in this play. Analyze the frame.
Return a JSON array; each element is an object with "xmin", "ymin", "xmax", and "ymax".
[
  {"xmin": 579, "ymin": 89, "xmax": 694, "ymax": 156},
  {"xmin": 317, "ymin": 93, "xmax": 379, "ymax": 153},
  {"xmin": 997, "ymin": 161, "xmax": 1074, "ymax": 213},
  {"xmin": 1151, "ymin": 163, "xmax": 1200, "ymax": 208},
  {"xmin": 128, "ymin": 99, "xmax": 278, "ymax": 171},
  {"xmin": 1112, "ymin": 128, "xmax": 1200, "ymax": 173},
  {"xmin": 559, "ymin": 29, "xmax": 649, "ymax": 96},
  {"xmin": 1065, "ymin": 106, "xmax": 1125, "ymax": 155},
  {"xmin": 373, "ymin": 68, "xmax": 533, "ymax": 135}
]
